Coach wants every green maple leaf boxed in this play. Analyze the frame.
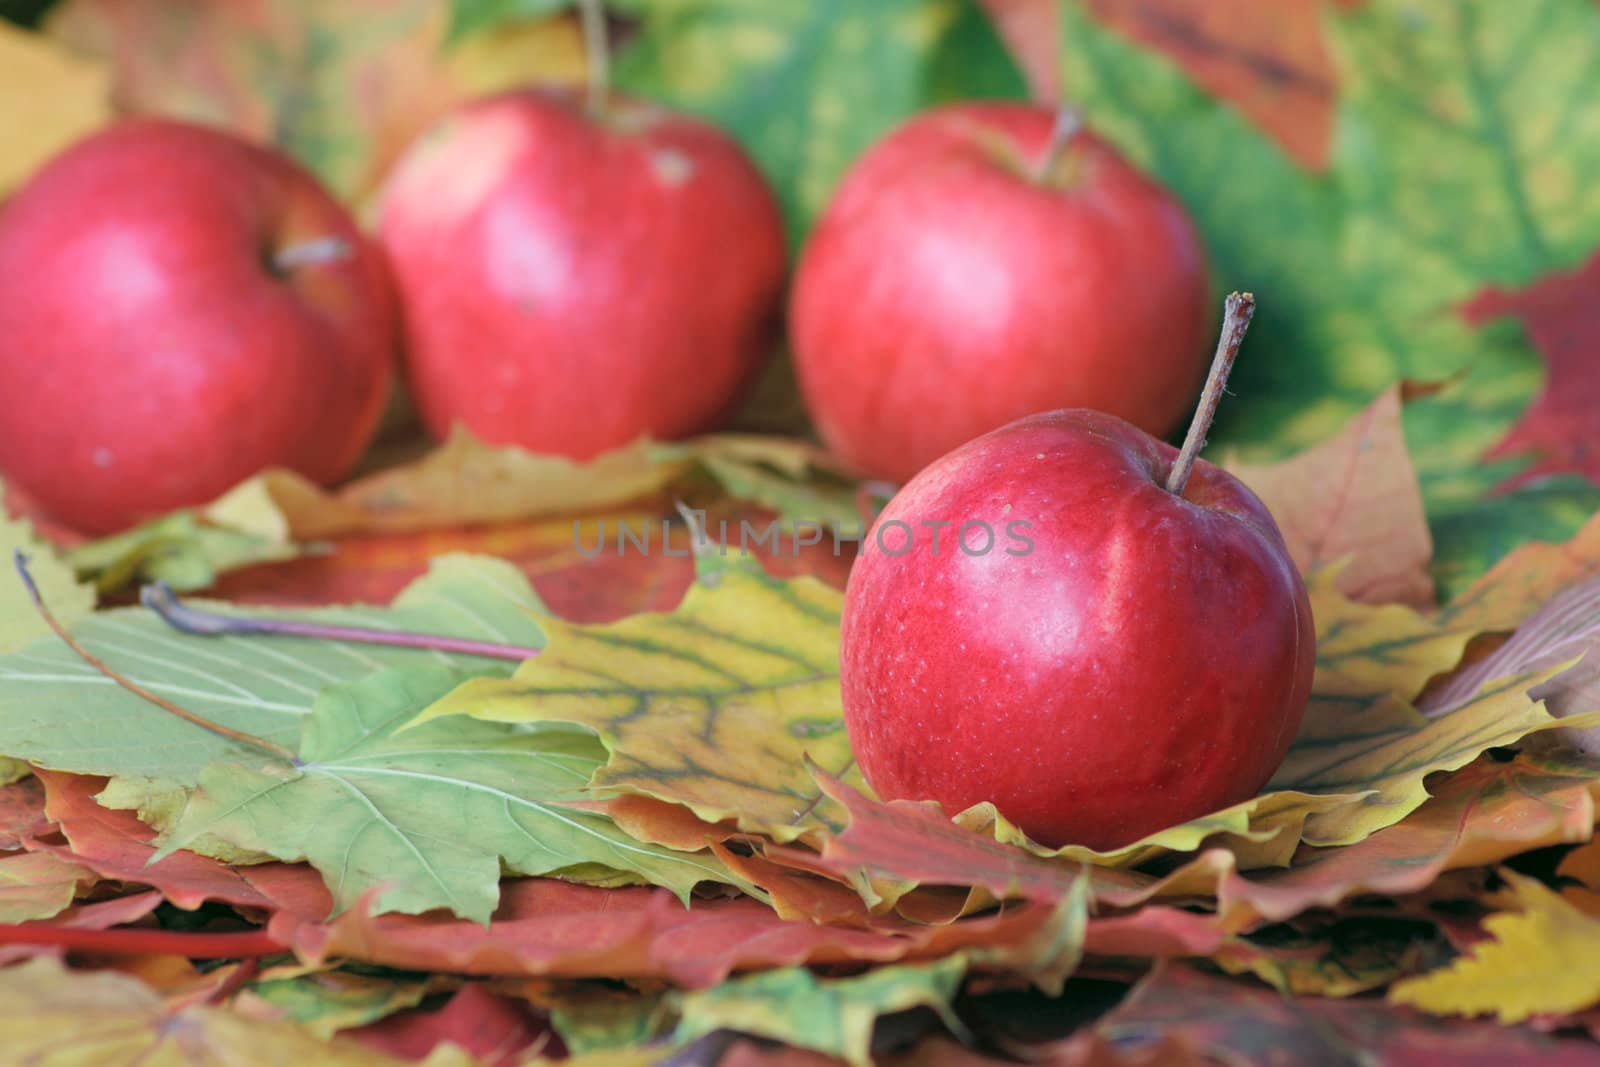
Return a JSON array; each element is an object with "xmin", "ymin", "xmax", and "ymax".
[
  {"xmin": 615, "ymin": 0, "xmax": 1027, "ymax": 246},
  {"xmin": 1057, "ymin": 0, "xmax": 1600, "ymax": 593},
  {"xmin": 155, "ymin": 662, "xmax": 738, "ymax": 922},
  {"xmin": 0, "ymin": 553, "xmax": 545, "ymax": 781}
]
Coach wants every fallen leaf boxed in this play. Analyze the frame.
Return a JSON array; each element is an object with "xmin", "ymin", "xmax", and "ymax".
[
  {"xmin": 1465, "ymin": 249, "xmax": 1600, "ymax": 491},
  {"xmin": 0, "ymin": 775, "xmax": 52, "ymax": 851},
  {"xmin": 275, "ymin": 875, "xmax": 1085, "ymax": 990},
  {"xmin": 1221, "ymin": 751, "xmax": 1600, "ymax": 930},
  {"xmin": 1269, "ymin": 661, "xmax": 1579, "ymax": 845},
  {"xmin": 1082, "ymin": 0, "xmax": 1341, "ymax": 172},
  {"xmin": 422, "ymin": 554, "xmax": 858, "ymax": 844},
  {"xmin": 158, "ymin": 664, "xmax": 739, "ymax": 922},
  {"xmin": 669, "ymin": 956, "xmax": 968, "ymax": 1067},
  {"xmin": 1228, "ymin": 385, "xmax": 1433, "ymax": 608},
  {"xmin": 1057, "ymin": 0, "xmax": 1600, "ymax": 593},
  {"xmin": 1442, "ymin": 508, "xmax": 1600, "ymax": 635},
  {"xmin": 0, "ymin": 499, "xmax": 96, "ymax": 653},
  {"xmin": 31, "ymin": 770, "xmax": 289, "ymax": 912},
  {"xmin": 0, "ymin": 851, "xmax": 97, "ymax": 924},
  {"xmin": 237, "ymin": 965, "xmax": 437, "ymax": 1041},
  {"xmin": 0, "ymin": 553, "xmax": 544, "ymax": 783},
  {"xmin": 1423, "ymin": 573, "xmax": 1600, "ymax": 750},
  {"xmin": 47, "ymin": 0, "xmax": 586, "ymax": 202},
  {"xmin": 1100, "ymin": 961, "xmax": 1600, "ymax": 1065},
  {"xmin": 1218, "ymin": 912, "xmax": 1443, "ymax": 997},
  {"xmin": 0, "ymin": 22, "xmax": 110, "ymax": 196},
  {"xmin": 343, "ymin": 983, "xmax": 547, "ymax": 1067},
  {"xmin": 614, "ymin": 0, "xmax": 1028, "ymax": 245},
  {"xmin": 0, "ymin": 956, "xmax": 472, "ymax": 1066},
  {"xmin": 1389, "ymin": 871, "xmax": 1600, "ymax": 1023},
  {"xmin": 66, "ymin": 506, "xmax": 304, "ymax": 595},
  {"xmin": 1300, "ymin": 570, "xmax": 1471, "ymax": 722}
]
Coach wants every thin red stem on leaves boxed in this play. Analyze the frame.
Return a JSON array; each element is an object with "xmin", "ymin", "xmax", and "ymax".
[
  {"xmin": 201, "ymin": 956, "xmax": 262, "ymax": 1005},
  {"xmin": 0, "ymin": 922, "xmax": 286, "ymax": 958},
  {"xmin": 13, "ymin": 551, "xmax": 297, "ymax": 763},
  {"xmin": 140, "ymin": 582, "xmax": 542, "ymax": 662},
  {"xmin": 1165, "ymin": 291, "xmax": 1256, "ymax": 497}
]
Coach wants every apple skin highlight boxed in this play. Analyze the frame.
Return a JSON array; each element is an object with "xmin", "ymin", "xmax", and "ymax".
[{"xmin": 840, "ymin": 409, "xmax": 1315, "ymax": 851}]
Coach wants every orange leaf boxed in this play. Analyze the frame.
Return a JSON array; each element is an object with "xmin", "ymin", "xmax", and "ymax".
[{"xmin": 1228, "ymin": 385, "xmax": 1433, "ymax": 608}]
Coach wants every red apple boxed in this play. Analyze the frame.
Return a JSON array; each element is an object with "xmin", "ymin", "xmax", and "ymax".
[
  {"xmin": 0, "ymin": 118, "xmax": 396, "ymax": 535},
  {"xmin": 791, "ymin": 102, "xmax": 1211, "ymax": 484},
  {"xmin": 376, "ymin": 89, "xmax": 786, "ymax": 458},
  {"xmin": 840, "ymin": 300, "xmax": 1313, "ymax": 850}
]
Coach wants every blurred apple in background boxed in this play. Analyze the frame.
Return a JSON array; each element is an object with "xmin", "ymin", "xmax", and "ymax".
[
  {"xmin": 791, "ymin": 102, "xmax": 1212, "ymax": 484},
  {"xmin": 377, "ymin": 88, "xmax": 787, "ymax": 459},
  {"xmin": 0, "ymin": 118, "xmax": 397, "ymax": 535}
]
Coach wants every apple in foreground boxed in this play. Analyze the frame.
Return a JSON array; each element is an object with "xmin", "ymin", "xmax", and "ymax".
[
  {"xmin": 0, "ymin": 119, "xmax": 395, "ymax": 535},
  {"xmin": 839, "ymin": 296, "xmax": 1313, "ymax": 851},
  {"xmin": 791, "ymin": 101, "xmax": 1211, "ymax": 484},
  {"xmin": 377, "ymin": 89, "xmax": 787, "ymax": 459}
]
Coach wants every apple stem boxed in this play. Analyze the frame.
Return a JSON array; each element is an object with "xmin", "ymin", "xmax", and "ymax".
[
  {"xmin": 139, "ymin": 581, "xmax": 543, "ymax": 662},
  {"xmin": 1164, "ymin": 291, "xmax": 1256, "ymax": 498},
  {"xmin": 1035, "ymin": 105, "xmax": 1083, "ymax": 183},
  {"xmin": 577, "ymin": 0, "xmax": 610, "ymax": 119},
  {"xmin": 271, "ymin": 235, "xmax": 352, "ymax": 274},
  {"xmin": 11, "ymin": 551, "xmax": 298, "ymax": 765}
]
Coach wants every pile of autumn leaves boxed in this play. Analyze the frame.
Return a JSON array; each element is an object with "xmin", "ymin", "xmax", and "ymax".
[{"xmin": 5, "ymin": 383, "xmax": 1600, "ymax": 1064}]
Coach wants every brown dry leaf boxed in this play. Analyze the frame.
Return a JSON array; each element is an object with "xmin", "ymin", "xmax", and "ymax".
[
  {"xmin": 1228, "ymin": 384, "xmax": 1433, "ymax": 609},
  {"xmin": 0, "ymin": 23, "xmax": 110, "ymax": 196},
  {"xmin": 0, "ymin": 956, "xmax": 478, "ymax": 1066},
  {"xmin": 46, "ymin": 0, "xmax": 584, "ymax": 203}
]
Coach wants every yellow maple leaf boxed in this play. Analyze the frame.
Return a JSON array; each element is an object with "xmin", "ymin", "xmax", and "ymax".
[
  {"xmin": 0, "ymin": 23, "xmax": 109, "ymax": 197},
  {"xmin": 420, "ymin": 555, "xmax": 856, "ymax": 844},
  {"xmin": 1389, "ymin": 871, "xmax": 1600, "ymax": 1022}
]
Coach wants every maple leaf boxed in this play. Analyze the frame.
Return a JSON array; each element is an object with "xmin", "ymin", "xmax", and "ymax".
[
  {"xmin": 30, "ymin": 769, "xmax": 295, "ymax": 913},
  {"xmin": 0, "ymin": 775, "xmax": 52, "ymax": 851},
  {"xmin": 65, "ymin": 499, "xmax": 301, "ymax": 595},
  {"xmin": 1441, "ymin": 507, "xmax": 1600, "ymax": 635},
  {"xmin": 1465, "ymin": 248, "xmax": 1600, "ymax": 491},
  {"xmin": 238, "ymin": 965, "xmax": 439, "ymax": 1042},
  {"xmin": 1424, "ymin": 573, "xmax": 1600, "ymax": 750},
  {"xmin": 670, "ymin": 956, "xmax": 968, "ymax": 1067},
  {"xmin": 342, "ymin": 983, "xmax": 546, "ymax": 1067},
  {"xmin": 156, "ymin": 663, "xmax": 740, "ymax": 922},
  {"xmin": 613, "ymin": 0, "xmax": 1028, "ymax": 245},
  {"xmin": 0, "ymin": 851, "xmax": 97, "ymax": 924},
  {"xmin": 46, "ymin": 0, "xmax": 587, "ymax": 202},
  {"xmin": 0, "ymin": 956, "xmax": 476, "ymax": 1067},
  {"xmin": 1057, "ymin": 0, "xmax": 1600, "ymax": 591},
  {"xmin": 0, "ymin": 553, "xmax": 544, "ymax": 782},
  {"xmin": 1099, "ymin": 961, "xmax": 1600, "ymax": 1064},
  {"xmin": 1219, "ymin": 750, "xmax": 1600, "ymax": 930},
  {"xmin": 1389, "ymin": 871, "xmax": 1600, "ymax": 1023},
  {"xmin": 422, "ymin": 554, "xmax": 858, "ymax": 844},
  {"xmin": 1227, "ymin": 385, "xmax": 1433, "ymax": 609}
]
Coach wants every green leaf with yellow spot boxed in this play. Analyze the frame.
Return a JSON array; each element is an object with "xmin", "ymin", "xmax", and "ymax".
[
  {"xmin": 421, "ymin": 555, "xmax": 857, "ymax": 844},
  {"xmin": 615, "ymin": 0, "xmax": 1027, "ymax": 246},
  {"xmin": 1057, "ymin": 0, "xmax": 1600, "ymax": 592}
]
